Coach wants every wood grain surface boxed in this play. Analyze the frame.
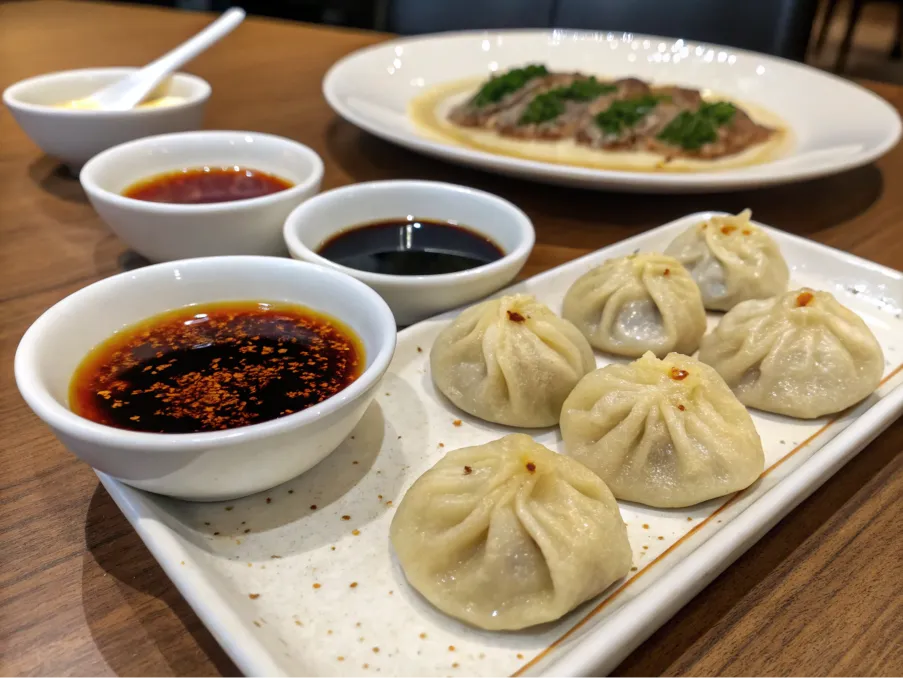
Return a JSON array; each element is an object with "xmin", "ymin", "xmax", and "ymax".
[{"xmin": 1, "ymin": 1, "xmax": 901, "ymax": 675}]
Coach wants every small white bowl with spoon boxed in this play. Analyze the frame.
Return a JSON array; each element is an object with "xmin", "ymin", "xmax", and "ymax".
[{"xmin": 3, "ymin": 7, "xmax": 245, "ymax": 171}]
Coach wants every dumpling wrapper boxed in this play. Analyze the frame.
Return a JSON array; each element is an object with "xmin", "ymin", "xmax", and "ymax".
[
  {"xmin": 390, "ymin": 434, "xmax": 632, "ymax": 630},
  {"xmin": 430, "ymin": 294, "xmax": 596, "ymax": 427},
  {"xmin": 562, "ymin": 253, "xmax": 706, "ymax": 358},
  {"xmin": 698, "ymin": 288, "xmax": 884, "ymax": 418},
  {"xmin": 560, "ymin": 351, "xmax": 765, "ymax": 508},
  {"xmin": 664, "ymin": 210, "xmax": 789, "ymax": 311}
]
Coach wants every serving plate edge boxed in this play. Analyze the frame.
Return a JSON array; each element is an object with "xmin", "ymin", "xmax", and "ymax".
[{"xmin": 323, "ymin": 31, "xmax": 903, "ymax": 193}]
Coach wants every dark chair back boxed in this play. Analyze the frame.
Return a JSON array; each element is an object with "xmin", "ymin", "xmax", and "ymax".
[
  {"xmin": 385, "ymin": 0, "xmax": 818, "ymax": 60},
  {"xmin": 554, "ymin": 0, "xmax": 818, "ymax": 60},
  {"xmin": 387, "ymin": 0, "xmax": 556, "ymax": 34}
]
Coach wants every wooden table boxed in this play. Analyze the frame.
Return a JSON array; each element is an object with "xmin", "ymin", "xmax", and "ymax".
[{"xmin": 1, "ymin": 1, "xmax": 901, "ymax": 675}]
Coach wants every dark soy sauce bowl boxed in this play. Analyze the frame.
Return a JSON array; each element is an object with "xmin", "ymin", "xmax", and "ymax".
[{"xmin": 283, "ymin": 180, "xmax": 535, "ymax": 326}]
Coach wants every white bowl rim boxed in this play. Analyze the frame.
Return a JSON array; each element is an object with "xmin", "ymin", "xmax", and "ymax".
[
  {"xmin": 14, "ymin": 255, "xmax": 396, "ymax": 451},
  {"xmin": 282, "ymin": 179, "xmax": 535, "ymax": 288},
  {"xmin": 79, "ymin": 130, "xmax": 326, "ymax": 215},
  {"xmin": 2, "ymin": 67, "xmax": 212, "ymax": 117}
]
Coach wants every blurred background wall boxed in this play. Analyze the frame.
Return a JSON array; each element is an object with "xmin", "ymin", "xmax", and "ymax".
[{"xmin": 112, "ymin": 0, "xmax": 903, "ymax": 84}]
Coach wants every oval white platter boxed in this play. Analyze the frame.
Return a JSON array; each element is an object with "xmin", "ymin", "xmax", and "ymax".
[
  {"xmin": 98, "ymin": 212, "xmax": 903, "ymax": 676},
  {"xmin": 323, "ymin": 30, "xmax": 902, "ymax": 194}
]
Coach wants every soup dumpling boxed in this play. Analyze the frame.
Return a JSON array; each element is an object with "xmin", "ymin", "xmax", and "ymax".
[
  {"xmin": 664, "ymin": 210, "xmax": 789, "ymax": 311},
  {"xmin": 560, "ymin": 352, "xmax": 764, "ymax": 508},
  {"xmin": 562, "ymin": 253, "xmax": 706, "ymax": 358},
  {"xmin": 430, "ymin": 294, "xmax": 596, "ymax": 427},
  {"xmin": 390, "ymin": 434, "xmax": 632, "ymax": 630},
  {"xmin": 698, "ymin": 288, "xmax": 884, "ymax": 418}
]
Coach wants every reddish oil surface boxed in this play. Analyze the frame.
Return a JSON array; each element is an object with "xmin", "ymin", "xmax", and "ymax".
[
  {"xmin": 123, "ymin": 166, "xmax": 293, "ymax": 204},
  {"xmin": 69, "ymin": 301, "xmax": 364, "ymax": 433}
]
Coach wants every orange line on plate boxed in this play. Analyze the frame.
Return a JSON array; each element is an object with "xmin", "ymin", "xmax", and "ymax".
[
  {"xmin": 757, "ymin": 420, "xmax": 838, "ymax": 480},
  {"xmin": 757, "ymin": 361, "xmax": 903, "ymax": 481},
  {"xmin": 512, "ymin": 361, "xmax": 903, "ymax": 676},
  {"xmin": 512, "ymin": 490, "xmax": 743, "ymax": 676},
  {"xmin": 879, "ymin": 361, "xmax": 903, "ymax": 387}
]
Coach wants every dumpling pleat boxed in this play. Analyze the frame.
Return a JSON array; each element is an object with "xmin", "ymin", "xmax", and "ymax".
[
  {"xmin": 562, "ymin": 254, "xmax": 706, "ymax": 358},
  {"xmin": 432, "ymin": 295, "xmax": 596, "ymax": 427},
  {"xmin": 560, "ymin": 352, "xmax": 765, "ymax": 507},
  {"xmin": 390, "ymin": 435, "xmax": 631, "ymax": 630},
  {"xmin": 698, "ymin": 288, "xmax": 884, "ymax": 418},
  {"xmin": 664, "ymin": 211, "xmax": 789, "ymax": 311}
]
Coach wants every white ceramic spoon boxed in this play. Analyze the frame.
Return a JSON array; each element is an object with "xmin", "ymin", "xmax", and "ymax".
[{"xmin": 83, "ymin": 7, "xmax": 246, "ymax": 111}]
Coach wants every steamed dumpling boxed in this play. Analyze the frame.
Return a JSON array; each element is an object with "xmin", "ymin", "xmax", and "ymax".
[
  {"xmin": 430, "ymin": 294, "xmax": 595, "ymax": 427},
  {"xmin": 664, "ymin": 210, "xmax": 789, "ymax": 311},
  {"xmin": 562, "ymin": 253, "xmax": 706, "ymax": 358},
  {"xmin": 560, "ymin": 352, "xmax": 764, "ymax": 508},
  {"xmin": 390, "ymin": 434, "xmax": 632, "ymax": 630},
  {"xmin": 698, "ymin": 288, "xmax": 884, "ymax": 418}
]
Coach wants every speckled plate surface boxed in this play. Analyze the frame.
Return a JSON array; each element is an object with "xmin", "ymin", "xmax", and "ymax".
[{"xmin": 98, "ymin": 212, "xmax": 903, "ymax": 676}]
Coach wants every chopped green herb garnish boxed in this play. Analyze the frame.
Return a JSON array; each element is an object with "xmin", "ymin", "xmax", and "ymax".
[
  {"xmin": 594, "ymin": 95, "xmax": 666, "ymax": 136},
  {"xmin": 518, "ymin": 77, "xmax": 617, "ymax": 126},
  {"xmin": 471, "ymin": 64, "xmax": 548, "ymax": 108},
  {"xmin": 656, "ymin": 101, "xmax": 737, "ymax": 150},
  {"xmin": 564, "ymin": 77, "xmax": 617, "ymax": 102},
  {"xmin": 657, "ymin": 111, "xmax": 716, "ymax": 149},
  {"xmin": 519, "ymin": 93, "xmax": 565, "ymax": 125},
  {"xmin": 699, "ymin": 101, "xmax": 737, "ymax": 125}
]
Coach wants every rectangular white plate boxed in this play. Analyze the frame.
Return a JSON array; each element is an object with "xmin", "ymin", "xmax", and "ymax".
[{"xmin": 97, "ymin": 212, "xmax": 903, "ymax": 677}]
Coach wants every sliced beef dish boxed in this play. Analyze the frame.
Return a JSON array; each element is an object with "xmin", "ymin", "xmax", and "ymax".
[
  {"xmin": 494, "ymin": 75, "xmax": 618, "ymax": 140},
  {"xmin": 448, "ymin": 65, "xmax": 775, "ymax": 160},
  {"xmin": 447, "ymin": 64, "xmax": 552, "ymax": 128}
]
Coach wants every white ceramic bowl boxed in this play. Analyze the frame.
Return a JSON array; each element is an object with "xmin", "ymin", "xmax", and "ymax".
[
  {"xmin": 80, "ymin": 131, "xmax": 324, "ymax": 262},
  {"xmin": 15, "ymin": 256, "xmax": 396, "ymax": 502},
  {"xmin": 283, "ymin": 180, "xmax": 535, "ymax": 325},
  {"xmin": 3, "ymin": 68, "xmax": 211, "ymax": 171}
]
